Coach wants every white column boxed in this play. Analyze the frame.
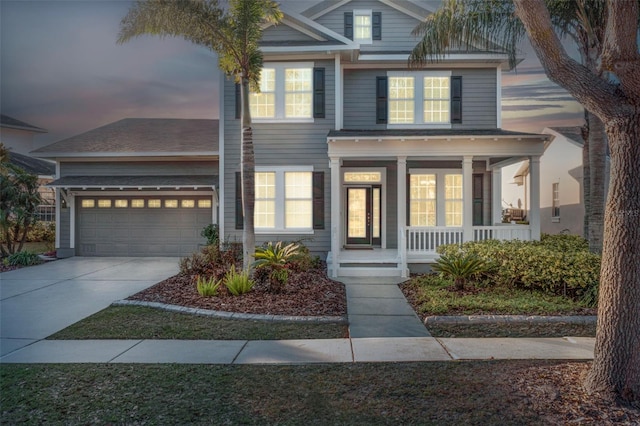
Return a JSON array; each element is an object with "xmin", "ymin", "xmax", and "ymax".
[
  {"xmin": 492, "ymin": 168, "xmax": 502, "ymax": 225},
  {"xmin": 397, "ymin": 156, "xmax": 407, "ymax": 276},
  {"xmin": 463, "ymin": 156, "xmax": 474, "ymax": 242},
  {"xmin": 330, "ymin": 157, "xmax": 341, "ymax": 277},
  {"xmin": 55, "ymin": 189, "xmax": 61, "ymax": 249},
  {"xmin": 529, "ymin": 156, "xmax": 541, "ymax": 241},
  {"xmin": 69, "ymin": 195, "xmax": 76, "ymax": 249}
]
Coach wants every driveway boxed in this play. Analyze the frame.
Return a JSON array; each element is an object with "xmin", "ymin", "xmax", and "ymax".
[{"xmin": 0, "ymin": 257, "xmax": 179, "ymax": 356}]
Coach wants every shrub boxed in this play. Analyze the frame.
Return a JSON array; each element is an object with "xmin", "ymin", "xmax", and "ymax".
[
  {"xmin": 179, "ymin": 241, "xmax": 242, "ymax": 280},
  {"xmin": 287, "ymin": 242, "xmax": 322, "ymax": 272},
  {"xmin": 200, "ymin": 224, "xmax": 219, "ymax": 246},
  {"xmin": 436, "ymin": 238, "xmax": 601, "ymax": 302},
  {"xmin": 431, "ymin": 253, "xmax": 486, "ymax": 291},
  {"xmin": 195, "ymin": 275, "xmax": 221, "ymax": 297},
  {"xmin": 224, "ymin": 266, "xmax": 254, "ymax": 296},
  {"xmin": 540, "ymin": 233, "xmax": 589, "ymax": 252},
  {"xmin": 3, "ymin": 251, "xmax": 42, "ymax": 267},
  {"xmin": 253, "ymin": 241, "xmax": 300, "ymax": 292}
]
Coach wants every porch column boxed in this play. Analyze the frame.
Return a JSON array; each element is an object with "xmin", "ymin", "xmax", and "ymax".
[
  {"xmin": 529, "ymin": 156, "xmax": 541, "ymax": 241},
  {"xmin": 463, "ymin": 156, "xmax": 473, "ymax": 242},
  {"xmin": 397, "ymin": 156, "xmax": 407, "ymax": 276},
  {"xmin": 69, "ymin": 195, "xmax": 76, "ymax": 249},
  {"xmin": 492, "ymin": 168, "xmax": 502, "ymax": 224},
  {"xmin": 330, "ymin": 156, "xmax": 341, "ymax": 277}
]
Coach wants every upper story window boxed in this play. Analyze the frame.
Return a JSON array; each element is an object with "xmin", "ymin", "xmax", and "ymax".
[
  {"xmin": 250, "ymin": 63, "xmax": 313, "ymax": 122},
  {"xmin": 388, "ymin": 71, "xmax": 452, "ymax": 127},
  {"xmin": 345, "ymin": 11, "xmax": 381, "ymax": 42}
]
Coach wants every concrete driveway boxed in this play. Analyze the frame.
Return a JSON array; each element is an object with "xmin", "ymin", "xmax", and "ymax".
[{"xmin": 0, "ymin": 257, "xmax": 179, "ymax": 356}]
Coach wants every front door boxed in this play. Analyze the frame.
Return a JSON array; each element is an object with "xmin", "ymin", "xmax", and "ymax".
[{"xmin": 345, "ymin": 185, "xmax": 381, "ymax": 247}]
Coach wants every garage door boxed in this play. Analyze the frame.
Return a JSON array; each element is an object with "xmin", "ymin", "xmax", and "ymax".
[{"xmin": 77, "ymin": 195, "xmax": 214, "ymax": 256}]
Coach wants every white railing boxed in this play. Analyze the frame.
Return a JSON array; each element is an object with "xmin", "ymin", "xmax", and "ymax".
[
  {"xmin": 473, "ymin": 225, "xmax": 531, "ymax": 242},
  {"xmin": 405, "ymin": 225, "xmax": 531, "ymax": 256},
  {"xmin": 406, "ymin": 226, "xmax": 464, "ymax": 255}
]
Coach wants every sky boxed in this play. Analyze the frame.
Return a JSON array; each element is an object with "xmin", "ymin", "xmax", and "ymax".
[{"xmin": 0, "ymin": 0, "xmax": 584, "ymax": 149}]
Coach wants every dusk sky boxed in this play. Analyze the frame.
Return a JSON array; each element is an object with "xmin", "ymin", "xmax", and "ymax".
[{"xmin": 1, "ymin": 0, "xmax": 584, "ymax": 149}]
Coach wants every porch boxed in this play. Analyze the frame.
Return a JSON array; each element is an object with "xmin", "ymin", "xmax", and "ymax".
[{"xmin": 327, "ymin": 224, "xmax": 531, "ymax": 277}]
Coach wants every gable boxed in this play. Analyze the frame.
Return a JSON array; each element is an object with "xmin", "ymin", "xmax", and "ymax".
[{"xmin": 262, "ymin": 20, "xmax": 326, "ymax": 44}]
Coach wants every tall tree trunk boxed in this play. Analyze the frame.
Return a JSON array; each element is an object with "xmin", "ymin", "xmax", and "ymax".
[
  {"xmin": 240, "ymin": 77, "xmax": 255, "ymax": 271},
  {"xmin": 587, "ymin": 112, "xmax": 607, "ymax": 253},
  {"xmin": 582, "ymin": 118, "xmax": 590, "ymax": 239},
  {"xmin": 585, "ymin": 116, "xmax": 640, "ymax": 403}
]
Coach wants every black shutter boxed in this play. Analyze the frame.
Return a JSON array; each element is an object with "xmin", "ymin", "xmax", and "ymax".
[
  {"xmin": 313, "ymin": 68, "xmax": 325, "ymax": 119},
  {"xmin": 344, "ymin": 12, "xmax": 353, "ymax": 40},
  {"xmin": 376, "ymin": 76, "xmax": 388, "ymax": 124},
  {"xmin": 235, "ymin": 83, "xmax": 241, "ymax": 119},
  {"xmin": 235, "ymin": 172, "xmax": 243, "ymax": 229},
  {"xmin": 451, "ymin": 76, "xmax": 462, "ymax": 123},
  {"xmin": 313, "ymin": 172, "xmax": 324, "ymax": 230},
  {"xmin": 372, "ymin": 12, "xmax": 382, "ymax": 40}
]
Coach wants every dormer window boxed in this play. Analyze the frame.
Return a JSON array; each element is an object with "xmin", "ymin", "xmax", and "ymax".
[{"xmin": 345, "ymin": 11, "xmax": 382, "ymax": 42}]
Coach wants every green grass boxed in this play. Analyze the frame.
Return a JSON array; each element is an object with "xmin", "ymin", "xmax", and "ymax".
[
  {"xmin": 403, "ymin": 275, "xmax": 592, "ymax": 316},
  {"xmin": 0, "ymin": 362, "xmax": 576, "ymax": 425},
  {"xmin": 48, "ymin": 306, "xmax": 348, "ymax": 340},
  {"xmin": 427, "ymin": 322, "xmax": 596, "ymax": 338}
]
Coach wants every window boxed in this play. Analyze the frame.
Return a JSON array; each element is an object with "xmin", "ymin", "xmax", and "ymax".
[
  {"xmin": 354, "ymin": 10, "xmax": 372, "ymax": 43},
  {"xmin": 410, "ymin": 174, "xmax": 436, "ymax": 226},
  {"xmin": 552, "ymin": 183, "xmax": 560, "ymax": 217},
  {"xmin": 81, "ymin": 199, "xmax": 95, "ymax": 208},
  {"xmin": 250, "ymin": 63, "xmax": 313, "ymax": 121},
  {"xmin": 254, "ymin": 168, "xmax": 313, "ymax": 232},
  {"xmin": 181, "ymin": 200, "xmax": 195, "ymax": 208},
  {"xmin": 114, "ymin": 199, "xmax": 128, "ymax": 208},
  {"xmin": 165, "ymin": 200, "xmax": 178, "ymax": 208},
  {"xmin": 148, "ymin": 199, "xmax": 161, "ymax": 208},
  {"xmin": 444, "ymin": 174, "xmax": 463, "ymax": 226},
  {"xmin": 98, "ymin": 199, "xmax": 111, "ymax": 208},
  {"xmin": 131, "ymin": 199, "xmax": 145, "ymax": 208},
  {"xmin": 387, "ymin": 71, "xmax": 452, "ymax": 127},
  {"xmin": 410, "ymin": 170, "xmax": 463, "ymax": 227},
  {"xmin": 198, "ymin": 199, "xmax": 212, "ymax": 208}
]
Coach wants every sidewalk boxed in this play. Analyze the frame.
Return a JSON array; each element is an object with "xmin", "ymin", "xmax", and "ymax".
[{"xmin": 0, "ymin": 336, "xmax": 595, "ymax": 364}]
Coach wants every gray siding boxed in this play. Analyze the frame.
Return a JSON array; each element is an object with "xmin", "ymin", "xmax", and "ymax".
[
  {"xmin": 223, "ymin": 59, "xmax": 335, "ymax": 256},
  {"xmin": 343, "ymin": 68, "xmax": 497, "ymax": 130},
  {"xmin": 315, "ymin": 0, "xmax": 423, "ymax": 52},
  {"xmin": 262, "ymin": 23, "xmax": 317, "ymax": 42},
  {"xmin": 60, "ymin": 161, "xmax": 218, "ymax": 177}
]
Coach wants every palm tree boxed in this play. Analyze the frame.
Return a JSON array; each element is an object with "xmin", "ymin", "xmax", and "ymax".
[
  {"xmin": 409, "ymin": 0, "xmax": 608, "ymax": 253},
  {"xmin": 118, "ymin": 0, "xmax": 283, "ymax": 269}
]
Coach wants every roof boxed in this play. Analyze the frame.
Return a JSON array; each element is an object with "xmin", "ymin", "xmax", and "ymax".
[
  {"xmin": 328, "ymin": 128, "xmax": 548, "ymax": 139},
  {"xmin": 8, "ymin": 151, "xmax": 55, "ymax": 176},
  {"xmin": 546, "ymin": 127, "xmax": 584, "ymax": 146},
  {"xmin": 0, "ymin": 114, "xmax": 47, "ymax": 133},
  {"xmin": 32, "ymin": 118, "xmax": 218, "ymax": 158},
  {"xmin": 48, "ymin": 175, "xmax": 218, "ymax": 189}
]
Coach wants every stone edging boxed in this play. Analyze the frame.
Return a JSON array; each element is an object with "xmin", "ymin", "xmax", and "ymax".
[
  {"xmin": 112, "ymin": 299, "xmax": 348, "ymax": 324},
  {"xmin": 423, "ymin": 315, "xmax": 597, "ymax": 325}
]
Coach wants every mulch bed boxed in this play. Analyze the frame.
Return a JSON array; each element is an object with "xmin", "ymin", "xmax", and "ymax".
[{"xmin": 127, "ymin": 269, "xmax": 347, "ymax": 317}]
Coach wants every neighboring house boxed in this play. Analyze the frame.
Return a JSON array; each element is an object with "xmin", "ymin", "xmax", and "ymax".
[
  {"xmin": 501, "ymin": 126, "xmax": 603, "ymax": 236},
  {"xmin": 221, "ymin": 0, "xmax": 549, "ymax": 277},
  {"xmin": 32, "ymin": 119, "xmax": 219, "ymax": 257},
  {"xmin": 32, "ymin": 1, "xmax": 551, "ymax": 277},
  {"xmin": 1, "ymin": 115, "xmax": 55, "ymax": 221}
]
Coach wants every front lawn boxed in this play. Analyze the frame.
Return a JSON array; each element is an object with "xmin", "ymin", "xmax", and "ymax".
[{"xmin": 49, "ymin": 306, "xmax": 348, "ymax": 340}]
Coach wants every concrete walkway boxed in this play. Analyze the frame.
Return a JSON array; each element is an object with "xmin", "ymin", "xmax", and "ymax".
[{"xmin": 1, "ymin": 261, "xmax": 596, "ymax": 364}]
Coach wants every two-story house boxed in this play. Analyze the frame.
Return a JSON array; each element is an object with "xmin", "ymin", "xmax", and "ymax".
[
  {"xmin": 221, "ymin": 0, "xmax": 548, "ymax": 277},
  {"xmin": 34, "ymin": 0, "xmax": 548, "ymax": 277}
]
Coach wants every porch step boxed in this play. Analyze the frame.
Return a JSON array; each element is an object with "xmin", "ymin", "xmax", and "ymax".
[{"xmin": 336, "ymin": 266, "xmax": 406, "ymax": 278}]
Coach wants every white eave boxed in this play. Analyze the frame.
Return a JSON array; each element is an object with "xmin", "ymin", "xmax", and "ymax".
[{"xmin": 32, "ymin": 151, "xmax": 219, "ymax": 159}]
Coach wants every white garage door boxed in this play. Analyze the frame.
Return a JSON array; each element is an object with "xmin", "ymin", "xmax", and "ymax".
[{"xmin": 77, "ymin": 195, "xmax": 214, "ymax": 256}]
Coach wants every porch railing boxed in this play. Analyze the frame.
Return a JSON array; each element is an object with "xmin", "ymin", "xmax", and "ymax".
[{"xmin": 405, "ymin": 225, "xmax": 531, "ymax": 256}]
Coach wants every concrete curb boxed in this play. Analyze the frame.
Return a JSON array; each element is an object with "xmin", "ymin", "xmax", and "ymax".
[
  {"xmin": 112, "ymin": 299, "xmax": 348, "ymax": 324},
  {"xmin": 423, "ymin": 315, "xmax": 597, "ymax": 325}
]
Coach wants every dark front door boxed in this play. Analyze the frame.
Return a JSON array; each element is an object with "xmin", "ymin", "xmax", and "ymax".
[{"xmin": 346, "ymin": 185, "xmax": 381, "ymax": 247}]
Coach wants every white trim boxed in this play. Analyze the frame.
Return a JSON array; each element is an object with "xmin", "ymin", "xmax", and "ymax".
[
  {"xmin": 33, "ymin": 152, "xmax": 218, "ymax": 159},
  {"xmin": 379, "ymin": 0, "xmax": 429, "ymax": 20},
  {"xmin": 277, "ymin": 5, "xmax": 357, "ymax": 47},
  {"xmin": 330, "ymin": 157, "xmax": 341, "ymax": 277},
  {"xmin": 69, "ymin": 195, "xmax": 75, "ymax": 249},
  {"xmin": 496, "ymin": 67, "xmax": 502, "ymax": 128},
  {"xmin": 335, "ymin": 54, "xmax": 343, "ymax": 130},
  {"xmin": 281, "ymin": 18, "xmax": 327, "ymax": 42},
  {"xmin": 218, "ymin": 70, "xmax": 225, "ymax": 242},
  {"xmin": 261, "ymin": 45, "xmax": 355, "ymax": 53},
  {"xmin": 307, "ymin": 0, "xmax": 352, "ymax": 20}
]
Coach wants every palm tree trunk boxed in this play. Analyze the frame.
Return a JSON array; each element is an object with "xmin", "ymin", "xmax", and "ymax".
[
  {"xmin": 240, "ymin": 77, "xmax": 256, "ymax": 271},
  {"xmin": 587, "ymin": 112, "xmax": 607, "ymax": 253},
  {"xmin": 585, "ymin": 115, "xmax": 640, "ymax": 403}
]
